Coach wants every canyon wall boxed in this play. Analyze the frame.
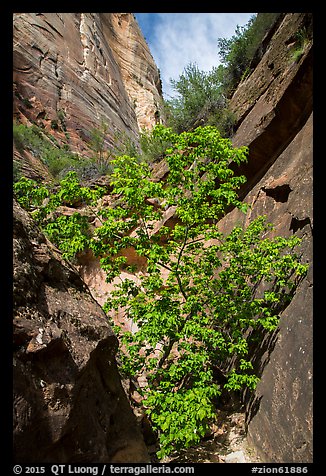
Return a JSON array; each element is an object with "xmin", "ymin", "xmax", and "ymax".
[
  {"xmin": 107, "ymin": 13, "xmax": 163, "ymax": 130},
  {"xmin": 225, "ymin": 12, "xmax": 313, "ymax": 462},
  {"xmin": 12, "ymin": 12, "xmax": 313, "ymax": 463},
  {"xmin": 13, "ymin": 13, "xmax": 163, "ymax": 163},
  {"xmin": 12, "ymin": 12, "xmax": 162, "ymax": 463}
]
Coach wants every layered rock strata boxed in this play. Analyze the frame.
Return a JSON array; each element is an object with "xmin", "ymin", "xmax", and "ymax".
[
  {"xmin": 108, "ymin": 13, "xmax": 164, "ymax": 130},
  {"xmin": 13, "ymin": 13, "xmax": 163, "ymax": 162}
]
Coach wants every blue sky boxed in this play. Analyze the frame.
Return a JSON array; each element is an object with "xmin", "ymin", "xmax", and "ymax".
[{"xmin": 134, "ymin": 13, "xmax": 255, "ymax": 99}]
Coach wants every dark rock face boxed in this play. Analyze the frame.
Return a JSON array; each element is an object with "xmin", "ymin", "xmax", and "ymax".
[
  {"xmin": 12, "ymin": 11, "xmax": 313, "ymax": 464},
  {"xmin": 13, "ymin": 200, "xmax": 150, "ymax": 463},
  {"xmin": 243, "ymin": 114, "xmax": 312, "ymax": 463},
  {"xmin": 230, "ymin": 13, "xmax": 313, "ymax": 201},
  {"xmin": 223, "ymin": 13, "xmax": 313, "ymax": 462}
]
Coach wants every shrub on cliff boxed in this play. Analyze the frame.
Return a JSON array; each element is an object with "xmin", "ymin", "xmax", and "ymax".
[
  {"xmin": 13, "ymin": 122, "xmax": 80, "ymax": 179},
  {"xmin": 217, "ymin": 13, "xmax": 281, "ymax": 96},
  {"xmin": 14, "ymin": 171, "xmax": 105, "ymax": 259},
  {"xmin": 164, "ymin": 63, "xmax": 233, "ymax": 135},
  {"xmin": 13, "ymin": 121, "xmax": 114, "ymax": 181}
]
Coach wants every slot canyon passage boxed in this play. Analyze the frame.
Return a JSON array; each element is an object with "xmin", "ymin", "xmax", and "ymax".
[{"xmin": 13, "ymin": 13, "xmax": 313, "ymax": 464}]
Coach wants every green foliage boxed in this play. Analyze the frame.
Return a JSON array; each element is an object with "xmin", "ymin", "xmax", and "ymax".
[
  {"xmin": 13, "ymin": 160, "xmax": 23, "ymax": 182},
  {"xmin": 14, "ymin": 125, "xmax": 308, "ymax": 459},
  {"xmin": 42, "ymin": 148, "xmax": 85, "ymax": 179},
  {"xmin": 13, "ymin": 121, "xmax": 75, "ymax": 178},
  {"xmin": 89, "ymin": 121, "xmax": 140, "ymax": 175},
  {"xmin": 164, "ymin": 63, "xmax": 229, "ymax": 134},
  {"xmin": 205, "ymin": 106, "xmax": 237, "ymax": 138},
  {"xmin": 22, "ymin": 97, "xmax": 33, "ymax": 109},
  {"xmin": 50, "ymin": 171, "xmax": 104, "ymax": 207},
  {"xmin": 13, "ymin": 176, "xmax": 49, "ymax": 210},
  {"xmin": 14, "ymin": 171, "xmax": 104, "ymax": 259},
  {"xmin": 165, "ymin": 14, "xmax": 281, "ymax": 135},
  {"xmin": 146, "ymin": 384, "xmax": 220, "ymax": 458},
  {"xmin": 289, "ymin": 27, "xmax": 310, "ymax": 63},
  {"xmin": 51, "ymin": 119, "xmax": 59, "ymax": 130},
  {"xmin": 57, "ymin": 109, "xmax": 66, "ymax": 129},
  {"xmin": 89, "ymin": 119, "xmax": 108, "ymax": 163},
  {"xmin": 139, "ymin": 127, "xmax": 173, "ymax": 163},
  {"xmin": 44, "ymin": 213, "xmax": 90, "ymax": 260},
  {"xmin": 217, "ymin": 13, "xmax": 280, "ymax": 96},
  {"xmin": 13, "ymin": 122, "xmax": 46, "ymax": 155},
  {"xmin": 13, "ymin": 122, "xmax": 110, "ymax": 181},
  {"xmin": 110, "ymin": 130, "xmax": 140, "ymax": 160}
]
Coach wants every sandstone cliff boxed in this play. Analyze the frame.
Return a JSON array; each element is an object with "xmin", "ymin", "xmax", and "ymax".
[
  {"xmin": 12, "ymin": 12, "xmax": 162, "ymax": 464},
  {"xmin": 108, "ymin": 13, "xmax": 163, "ymax": 130},
  {"xmin": 13, "ymin": 13, "xmax": 163, "ymax": 163},
  {"xmin": 13, "ymin": 199, "xmax": 150, "ymax": 463}
]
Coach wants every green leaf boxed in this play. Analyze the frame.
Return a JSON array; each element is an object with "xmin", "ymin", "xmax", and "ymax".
[{"xmin": 14, "ymin": 125, "xmax": 308, "ymax": 461}]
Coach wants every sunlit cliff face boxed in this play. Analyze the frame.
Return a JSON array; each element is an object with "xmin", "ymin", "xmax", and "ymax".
[{"xmin": 13, "ymin": 13, "xmax": 163, "ymax": 161}]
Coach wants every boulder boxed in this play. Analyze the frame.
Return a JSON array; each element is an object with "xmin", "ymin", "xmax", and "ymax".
[
  {"xmin": 13, "ymin": 200, "xmax": 150, "ymax": 463},
  {"xmin": 225, "ymin": 450, "xmax": 247, "ymax": 463}
]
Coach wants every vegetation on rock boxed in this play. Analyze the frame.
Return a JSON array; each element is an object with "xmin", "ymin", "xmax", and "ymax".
[
  {"xmin": 13, "ymin": 121, "xmax": 101, "ymax": 180},
  {"xmin": 13, "ymin": 120, "xmax": 139, "ymax": 182},
  {"xmin": 13, "ymin": 12, "xmax": 312, "ymax": 461},
  {"xmin": 164, "ymin": 13, "xmax": 281, "ymax": 135},
  {"xmin": 14, "ymin": 124, "xmax": 308, "ymax": 459}
]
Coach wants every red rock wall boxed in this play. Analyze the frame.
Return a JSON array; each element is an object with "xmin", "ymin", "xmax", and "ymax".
[
  {"xmin": 13, "ymin": 13, "xmax": 163, "ymax": 158},
  {"xmin": 224, "ymin": 13, "xmax": 313, "ymax": 462}
]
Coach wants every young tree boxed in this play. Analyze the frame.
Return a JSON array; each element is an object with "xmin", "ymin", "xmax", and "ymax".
[
  {"xmin": 88, "ymin": 125, "xmax": 307, "ymax": 458},
  {"xmin": 14, "ymin": 125, "xmax": 307, "ymax": 458}
]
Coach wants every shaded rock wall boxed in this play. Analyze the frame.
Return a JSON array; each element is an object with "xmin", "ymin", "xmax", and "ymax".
[
  {"xmin": 223, "ymin": 13, "xmax": 313, "ymax": 462},
  {"xmin": 229, "ymin": 13, "xmax": 313, "ymax": 199},
  {"xmin": 13, "ymin": 200, "xmax": 150, "ymax": 463}
]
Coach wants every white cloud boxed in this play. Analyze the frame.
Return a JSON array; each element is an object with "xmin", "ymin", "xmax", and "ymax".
[{"xmin": 144, "ymin": 13, "xmax": 255, "ymax": 98}]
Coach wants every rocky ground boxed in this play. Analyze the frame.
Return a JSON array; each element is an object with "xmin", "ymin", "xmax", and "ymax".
[
  {"xmin": 159, "ymin": 411, "xmax": 261, "ymax": 464},
  {"xmin": 138, "ymin": 411, "xmax": 261, "ymax": 463}
]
